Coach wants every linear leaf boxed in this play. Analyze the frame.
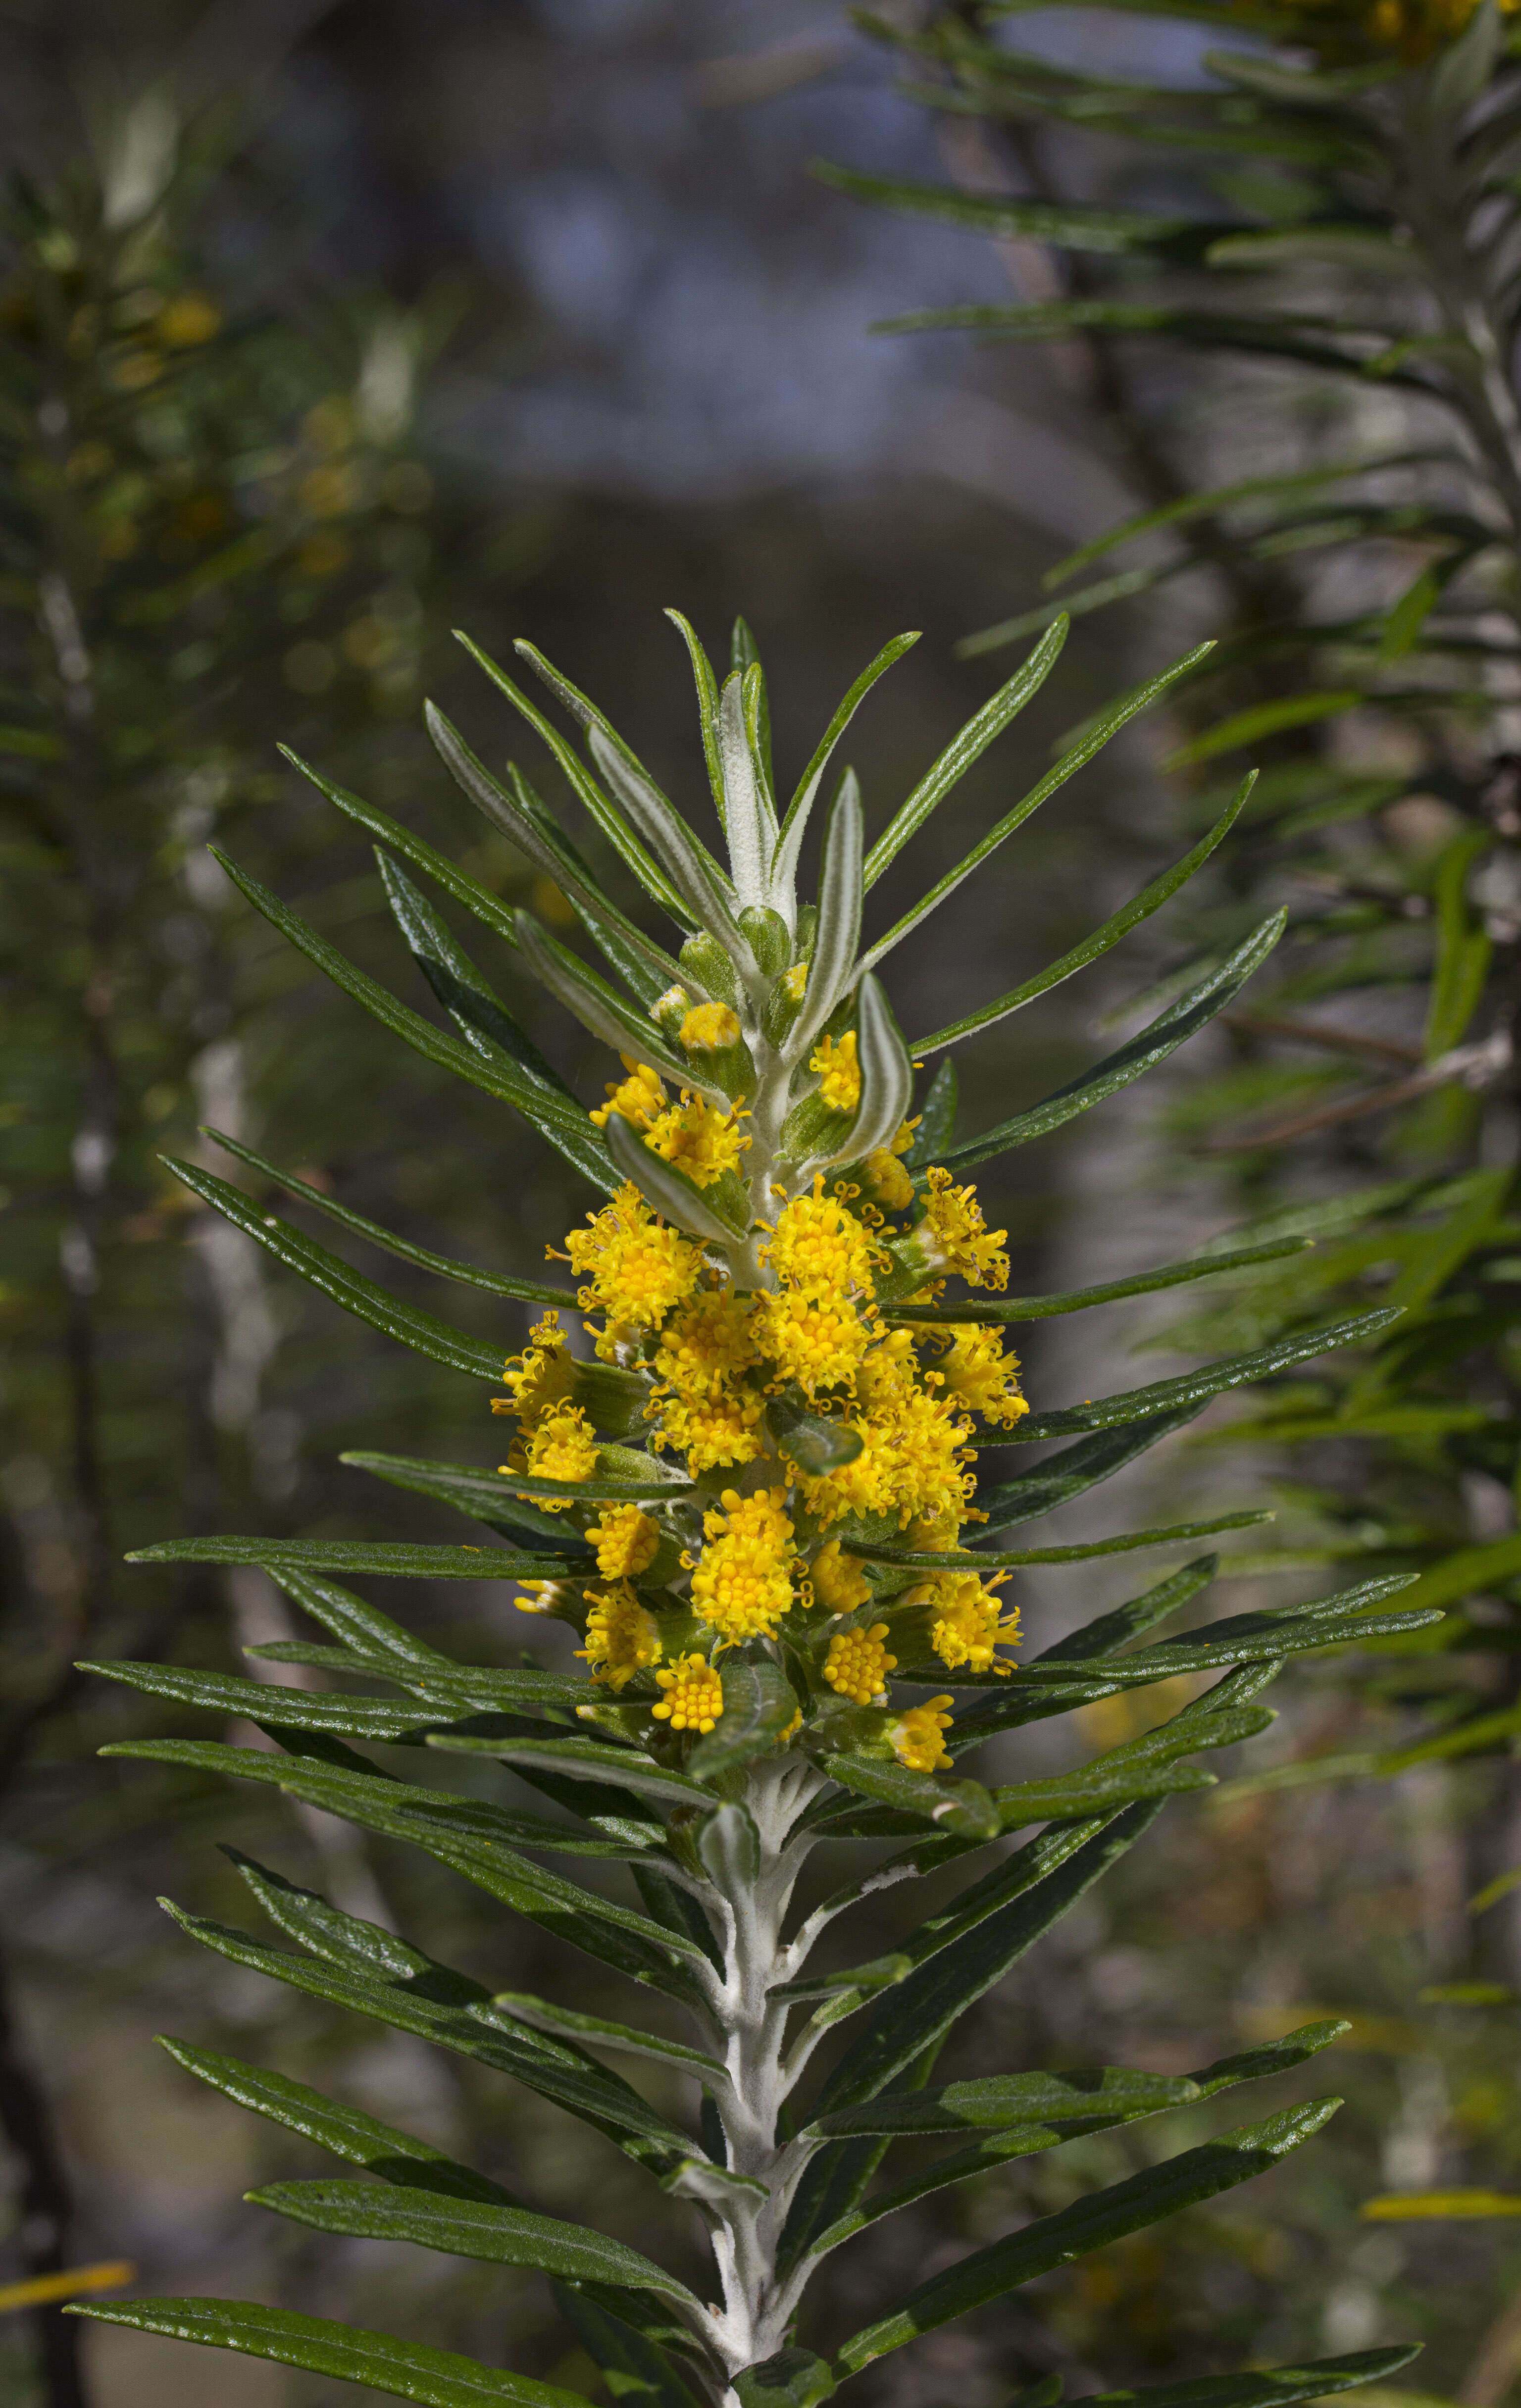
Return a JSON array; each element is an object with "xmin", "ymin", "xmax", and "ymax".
[
  {"xmin": 938, "ymin": 909, "xmax": 1285, "ymax": 1171},
  {"xmin": 976, "ymin": 1408, "xmax": 1212, "ymax": 1536},
  {"xmin": 810, "ymin": 2066, "xmax": 1199, "ymax": 2140},
  {"xmin": 158, "ymin": 2037, "xmax": 514, "ymax": 2201},
  {"xmin": 251, "ymin": 2178, "xmax": 702, "ymax": 2311},
  {"xmin": 264, "ymin": 1566, "xmax": 464, "ymax": 1665},
  {"xmin": 425, "ymin": 1731, "xmax": 717, "ymax": 1810},
  {"xmin": 861, "ymin": 642, "xmax": 1211, "ymax": 963},
  {"xmin": 1164, "ymin": 690, "xmax": 1363, "ymax": 770},
  {"xmin": 862, "ymin": 621, "xmax": 1067, "ymax": 891},
  {"xmin": 913, "ymin": 774, "xmax": 1255, "ymax": 1053},
  {"xmin": 125, "ymin": 1535, "xmax": 588, "ymax": 1578},
  {"xmin": 885, "ymin": 1236, "xmax": 1313, "ymax": 1325},
  {"xmin": 773, "ymin": 633, "xmax": 920, "ymax": 893},
  {"xmin": 1007, "ymin": 1307, "xmax": 1403, "ymax": 1446},
  {"xmin": 835, "ymin": 2099, "xmax": 1340, "ymax": 2369},
  {"xmin": 793, "ymin": 772, "xmax": 864, "ymax": 1057},
  {"xmin": 109, "ymin": 1737, "xmax": 661, "ymax": 1869},
  {"xmin": 482, "ymin": 1993, "xmax": 728, "ymax": 2085},
  {"xmin": 1032, "ymin": 1555, "xmax": 1220, "ymax": 1663},
  {"xmin": 209, "ymin": 848, "xmax": 611, "ymax": 1187},
  {"xmin": 377, "ymin": 850, "xmax": 571, "ymax": 1096},
  {"xmin": 159, "ymin": 1906, "xmax": 698, "ymax": 2165},
  {"xmin": 822, "ymin": 1756, "xmax": 1000, "ymax": 1840},
  {"xmin": 513, "ymin": 914, "xmax": 694, "ymax": 1088},
  {"xmin": 554, "ymin": 2284, "xmax": 712, "ymax": 2408},
  {"xmin": 343, "ymin": 1453, "xmax": 690, "ymax": 1536},
  {"xmin": 1083, "ymin": 2346, "xmax": 1421, "ymax": 2408},
  {"xmin": 873, "ymin": 301, "xmax": 1412, "ymax": 387},
  {"xmin": 813, "ymin": 162, "xmax": 1201, "ymax": 254},
  {"xmin": 85, "ymin": 1656, "xmax": 583, "ymax": 1734},
  {"xmin": 160, "ymin": 1156, "xmax": 543, "ymax": 1381},
  {"xmin": 850, "ymin": 1509, "xmax": 1268, "ymax": 1567},
  {"xmin": 203, "ymin": 1131, "xmax": 573, "ymax": 1305},
  {"xmin": 664, "ymin": 611, "xmax": 727, "ymax": 829},
  {"xmin": 449, "ymin": 640, "xmax": 695, "ymax": 928},
  {"xmin": 72, "ymin": 2297, "xmax": 589, "ymax": 2408},
  {"xmin": 588, "ymin": 718, "xmax": 751, "ymax": 951},
  {"xmin": 716, "ymin": 668, "xmax": 773, "ymax": 914}
]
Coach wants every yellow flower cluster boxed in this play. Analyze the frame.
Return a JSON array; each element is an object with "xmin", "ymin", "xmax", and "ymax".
[
  {"xmin": 496, "ymin": 1047, "xmax": 1029, "ymax": 1765},
  {"xmin": 1273, "ymin": 0, "xmax": 1516, "ymax": 55}
]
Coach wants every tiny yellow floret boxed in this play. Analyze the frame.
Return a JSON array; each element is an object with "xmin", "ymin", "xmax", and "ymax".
[
  {"xmin": 645, "ymin": 1093, "xmax": 750, "ymax": 1188},
  {"xmin": 919, "ymin": 1165, "xmax": 1010, "ymax": 1291},
  {"xmin": 590, "ymin": 1056, "xmax": 666, "ymax": 1131},
  {"xmin": 811, "ymin": 1537, "xmax": 872, "ymax": 1614},
  {"xmin": 587, "ymin": 1503, "xmax": 660, "ymax": 1580},
  {"xmin": 653, "ymin": 1653, "xmax": 724, "ymax": 1732},
  {"xmin": 892, "ymin": 1695, "xmax": 955, "ymax": 1774},
  {"xmin": 824, "ymin": 1622, "xmax": 897, "ymax": 1705},
  {"xmin": 920, "ymin": 1569, "xmax": 1021, "ymax": 1675},
  {"xmin": 577, "ymin": 1583, "xmax": 662, "ymax": 1690},
  {"xmin": 691, "ymin": 1487, "xmax": 796, "ymax": 1644},
  {"xmin": 517, "ymin": 1405, "xmax": 599, "ymax": 1502},
  {"xmin": 810, "ymin": 1030, "xmax": 861, "ymax": 1114},
  {"xmin": 680, "ymin": 1001, "xmax": 742, "ymax": 1053},
  {"xmin": 937, "ymin": 1324, "xmax": 1029, "ymax": 1428}
]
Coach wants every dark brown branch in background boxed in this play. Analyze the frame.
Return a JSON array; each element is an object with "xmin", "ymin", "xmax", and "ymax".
[{"xmin": 0, "ymin": 1939, "xmax": 87, "ymax": 2408}]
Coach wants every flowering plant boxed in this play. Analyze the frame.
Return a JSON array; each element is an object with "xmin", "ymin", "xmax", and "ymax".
[{"xmin": 81, "ymin": 617, "xmax": 1435, "ymax": 2404}]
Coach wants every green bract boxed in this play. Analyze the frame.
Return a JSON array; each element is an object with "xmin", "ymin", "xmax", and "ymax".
[{"xmin": 81, "ymin": 618, "xmax": 1430, "ymax": 2406}]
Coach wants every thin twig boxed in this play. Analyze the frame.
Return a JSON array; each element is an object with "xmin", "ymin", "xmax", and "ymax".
[
  {"xmin": 1201, "ymin": 1030, "xmax": 1512, "ymax": 1153},
  {"xmin": 1221, "ymin": 1008, "xmax": 1424, "ymax": 1066}
]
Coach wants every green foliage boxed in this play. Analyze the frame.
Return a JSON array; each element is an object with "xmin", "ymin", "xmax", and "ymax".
[{"xmin": 79, "ymin": 623, "xmax": 1436, "ymax": 2402}]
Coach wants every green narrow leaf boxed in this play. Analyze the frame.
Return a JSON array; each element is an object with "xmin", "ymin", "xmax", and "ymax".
[
  {"xmin": 1031, "ymin": 1556, "xmax": 1219, "ymax": 1664},
  {"xmin": 249, "ymin": 2178, "xmax": 704, "ymax": 2312},
  {"xmin": 513, "ymin": 914, "xmax": 694, "ymax": 1088},
  {"xmin": 158, "ymin": 1906, "xmax": 697, "ymax": 2166},
  {"xmin": 266, "ymin": 1566, "xmax": 456, "ymax": 1665},
  {"xmin": 425, "ymin": 1730, "xmax": 718, "ymax": 1811},
  {"xmin": 1081, "ymin": 2346, "xmax": 1421, "ymax": 2408},
  {"xmin": 861, "ymin": 641, "xmax": 1212, "ymax": 961},
  {"xmin": 850, "ymin": 1508, "xmax": 1268, "ymax": 1569},
  {"xmin": 664, "ymin": 610, "xmax": 728, "ymax": 830},
  {"xmin": 83, "ymin": 1656, "xmax": 584, "ymax": 1733},
  {"xmin": 886, "ymin": 1236, "xmax": 1313, "ymax": 1325},
  {"xmin": 163, "ymin": 1156, "xmax": 522, "ymax": 1377},
  {"xmin": 862, "ymin": 620, "xmax": 1067, "ymax": 893},
  {"xmin": 123, "ymin": 1535, "xmax": 588, "ymax": 1579},
  {"xmin": 1425, "ymin": 827, "xmax": 1492, "ymax": 1056},
  {"xmin": 451, "ymin": 638, "xmax": 696, "ymax": 928},
  {"xmin": 482, "ymin": 1993, "xmax": 728, "ymax": 2086},
  {"xmin": 717, "ymin": 665, "xmax": 776, "ymax": 911},
  {"xmin": 834, "ymin": 973, "xmax": 913, "ymax": 1166},
  {"xmin": 208, "ymin": 848, "xmax": 613, "ymax": 1189},
  {"xmin": 735, "ymin": 2352, "xmax": 837, "ymax": 2408},
  {"xmin": 835, "ymin": 2099, "xmax": 1341, "ymax": 2369},
  {"xmin": 906, "ymin": 1056, "xmax": 956, "ymax": 1165},
  {"xmin": 812, "ymin": 161, "xmax": 1199, "ymax": 253},
  {"xmin": 792, "ymin": 771, "xmax": 864, "ymax": 1056},
  {"xmin": 976, "ymin": 1408, "xmax": 1212, "ymax": 1537},
  {"xmin": 604, "ymin": 1112, "xmax": 750, "ymax": 1245},
  {"xmin": 342, "ymin": 1453, "xmax": 688, "ymax": 1545},
  {"xmin": 773, "ymin": 633, "xmax": 920, "ymax": 896},
  {"xmin": 913, "ymin": 774, "xmax": 1255, "ymax": 1053},
  {"xmin": 72, "ymin": 2297, "xmax": 590, "ymax": 2408},
  {"xmin": 1162, "ymin": 690, "xmax": 1362, "ymax": 771},
  {"xmin": 822, "ymin": 1756, "xmax": 1000, "ymax": 1841},
  {"xmin": 937, "ymin": 909, "xmax": 1286, "ymax": 1172},
  {"xmin": 377, "ymin": 850, "xmax": 571, "ymax": 1094},
  {"xmin": 810, "ymin": 2065, "xmax": 1199, "ymax": 2140},
  {"xmin": 201, "ymin": 1131, "xmax": 573, "ymax": 1306},
  {"xmin": 1005, "ymin": 1306, "xmax": 1403, "ymax": 1445},
  {"xmin": 158, "ymin": 2037, "xmax": 514, "ymax": 2201}
]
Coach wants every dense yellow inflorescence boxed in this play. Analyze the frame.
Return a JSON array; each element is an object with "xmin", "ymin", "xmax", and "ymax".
[
  {"xmin": 497, "ymin": 1043, "xmax": 1029, "ymax": 1768},
  {"xmin": 1271, "ymin": 0, "xmax": 1517, "ymax": 56}
]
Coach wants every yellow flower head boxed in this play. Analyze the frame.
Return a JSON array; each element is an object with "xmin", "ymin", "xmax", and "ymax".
[
  {"xmin": 937, "ymin": 1324, "xmax": 1029, "ymax": 1428},
  {"xmin": 811, "ymin": 1536, "xmax": 872, "ymax": 1614},
  {"xmin": 920, "ymin": 1570, "xmax": 1020, "ymax": 1675},
  {"xmin": 680, "ymin": 1000, "xmax": 742, "ymax": 1053},
  {"xmin": 496, "ymin": 1311, "xmax": 579, "ymax": 1430},
  {"xmin": 1286, "ymin": 0, "xmax": 1517, "ymax": 61},
  {"xmin": 783, "ymin": 962, "xmax": 808, "ymax": 1002},
  {"xmin": 892, "ymin": 1695, "xmax": 954, "ymax": 1774},
  {"xmin": 645, "ymin": 1093, "xmax": 751, "ymax": 1188},
  {"xmin": 800, "ymin": 1416, "xmax": 897, "ymax": 1527},
  {"xmin": 823, "ymin": 1621, "xmax": 897, "ymax": 1706},
  {"xmin": 517, "ymin": 1405, "xmax": 598, "ymax": 1502},
  {"xmin": 760, "ymin": 1288, "xmax": 872, "ymax": 1394},
  {"xmin": 862, "ymin": 1145, "xmax": 913, "ymax": 1211},
  {"xmin": 577, "ymin": 1583, "xmax": 662, "ymax": 1690},
  {"xmin": 654, "ymin": 1289, "xmax": 759, "ymax": 1396},
  {"xmin": 653, "ymin": 1652, "xmax": 724, "ymax": 1732},
  {"xmin": 654, "ymin": 1388, "xmax": 766, "ymax": 1471},
  {"xmin": 810, "ymin": 1030, "xmax": 861, "ymax": 1114},
  {"xmin": 762, "ymin": 1176, "xmax": 878, "ymax": 1298},
  {"xmin": 587, "ymin": 1502, "xmax": 660, "ymax": 1580},
  {"xmin": 590, "ymin": 1055, "xmax": 665, "ymax": 1131},
  {"xmin": 691, "ymin": 1487, "xmax": 796, "ymax": 1644},
  {"xmin": 918, "ymin": 1166, "xmax": 1009, "ymax": 1292},
  {"xmin": 564, "ymin": 1184, "xmax": 702, "ymax": 1338},
  {"xmin": 882, "ymin": 1384, "xmax": 977, "ymax": 1532}
]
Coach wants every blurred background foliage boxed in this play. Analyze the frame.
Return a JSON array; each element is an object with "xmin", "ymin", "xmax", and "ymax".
[{"xmin": 11, "ymin": 2, "xmax": 1521, "ymax": 2407}]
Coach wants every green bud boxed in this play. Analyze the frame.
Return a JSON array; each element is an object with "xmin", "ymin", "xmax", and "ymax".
[
  {"xmin": 737, "ymin": 905, "xmax": 791, "ymax": 975},
  {"xmin": 652, "ymin": 984, "xmax": 692, "ymax": 1041},
  {"xmin": 793, "ymin": 904, "xmax": 818, "ymax": 961},
  {"xmin": 679, "ymin": 933, "xmax": 738, "ymax": 1003}
]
